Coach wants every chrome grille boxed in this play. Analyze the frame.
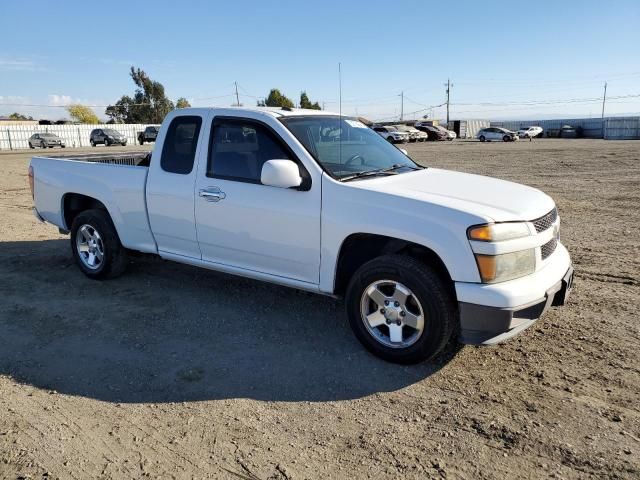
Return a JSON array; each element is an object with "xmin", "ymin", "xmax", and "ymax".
[
  {"xmin": 541, "ymin": 237, "xmax": 558, "ymax": 260},
  {"xmin": 533, "ymin": 208, "xmax": 558, "ymax": 233}
]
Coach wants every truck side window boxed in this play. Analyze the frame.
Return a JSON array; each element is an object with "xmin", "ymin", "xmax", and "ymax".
[
  {"xmin": 160, "ymin": 116, "xmax": 202, "ymax": 174},
  {"xmin": 208, "ymin": 118, "xmax": 293, "ymax": 183}
]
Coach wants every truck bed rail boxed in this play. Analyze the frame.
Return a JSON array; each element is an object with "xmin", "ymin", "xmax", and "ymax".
[{"xmin": 44, "ymin": 151, "xmax": 151, "ymax": 167}]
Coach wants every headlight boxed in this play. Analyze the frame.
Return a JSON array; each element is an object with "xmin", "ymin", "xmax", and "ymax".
[
  {"xmin": 474, "ymin": 249, "xmax": 535, "ymax": 283},
  {"xmin": 467, "ymin": 222, "xmax": 530, "ymax": 242},
  {"xmin": 468, "ymin": 222, "xmax": 535, "ymax": 283}
]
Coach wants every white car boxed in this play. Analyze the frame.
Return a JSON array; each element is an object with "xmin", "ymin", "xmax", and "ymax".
[
  {"xmin": 29, "ymin": 106, "xmax": 572, "ymax": 364},
  {"xmin": 517, "ymin": 126, "xmax": 543, "ymax": 138},
  {"xmin": 477, "ymin": 127, "xmax": 519, "ymax": 142},
  {"xmin": 436, "ymin": 125, "xmax": 457, "ymax": 141},
  {"xmin": 372, "ymin": 125, "xmax": 410, "ymax": 143},
  {"xmin": 393, "ymin": 125, "xmax": 427, "ymax": 142}
]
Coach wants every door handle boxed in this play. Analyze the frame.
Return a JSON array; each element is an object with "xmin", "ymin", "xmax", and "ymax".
[{"xmin": 199, "ymin": 187, "xmax": 226, "ymax": 202}]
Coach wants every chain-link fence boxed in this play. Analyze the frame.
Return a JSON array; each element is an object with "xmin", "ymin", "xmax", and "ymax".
[{"xmin": 0, "ymin": 123, "xmax": 160, "ymax": 150}]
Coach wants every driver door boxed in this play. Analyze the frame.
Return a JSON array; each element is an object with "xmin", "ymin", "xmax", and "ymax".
[{"xmin": 194, "ymin": 115, "xmax": 322, "ymax": 285}]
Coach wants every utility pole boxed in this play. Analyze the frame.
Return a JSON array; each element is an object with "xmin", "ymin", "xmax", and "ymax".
[
  {"xmin": 234, "ymin": 81, "xmax": 240, "ymax": 106},
  {"xmin": 445, "ymin": 78, "xmax": 451, "ymax": 125},
  {"xmin": 400, "ymin": 91, "xmax": 404, "ymax": 121},
  {"xmin": 601, "ymin": 81, "xmax": 607, "ymax": 138}
]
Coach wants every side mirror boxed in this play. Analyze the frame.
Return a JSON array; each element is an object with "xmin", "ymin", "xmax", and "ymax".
[
  {"xmin": 261, "ymin": 159, "xmax": 302, "ymax": 189},
  {"xmin": 400, "ymin": 148, "xmax": 408, "ymax": 156}
]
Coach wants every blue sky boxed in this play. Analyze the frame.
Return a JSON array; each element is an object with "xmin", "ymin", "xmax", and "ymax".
[{"xmin": 1, "ymin": 0, "xmax": 639, "ymax": 121}]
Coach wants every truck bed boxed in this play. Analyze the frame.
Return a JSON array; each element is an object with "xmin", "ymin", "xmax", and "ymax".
[{"xmin": 31, "ymin": 151, "xmax": 157, "ymax": 254}]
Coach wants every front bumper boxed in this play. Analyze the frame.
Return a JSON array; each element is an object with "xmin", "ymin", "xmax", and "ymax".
[{"xmin": 455, "ymin": 244, "xmax": 573, "ymax": 345}]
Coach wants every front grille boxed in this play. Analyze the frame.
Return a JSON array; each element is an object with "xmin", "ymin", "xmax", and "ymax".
[
  {"xmin": 532, "ymin": 208, "xmax": 558, "ymax": 233},
  {"xmin": 541, "ymin": 237, "xmax": 558, "ymax": 260}
]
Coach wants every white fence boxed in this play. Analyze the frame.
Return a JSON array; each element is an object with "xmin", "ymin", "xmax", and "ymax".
[{"xmin": 0, "ymin": 123, "xmax": 160, "ymax": 150}]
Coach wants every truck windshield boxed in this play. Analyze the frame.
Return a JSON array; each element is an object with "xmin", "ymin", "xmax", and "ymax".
[{"xmin": 280, "ymin": 116, "xmax": 420, "ymax": 180}]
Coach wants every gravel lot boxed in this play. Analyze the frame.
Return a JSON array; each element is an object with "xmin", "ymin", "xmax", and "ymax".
[{"xmin": 1, "ymin": 139, "xmax": 638, "ymax": 479}]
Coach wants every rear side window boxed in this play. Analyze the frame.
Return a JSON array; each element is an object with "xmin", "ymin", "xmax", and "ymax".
[
  {"xmin": 160, "ymin": 116, "xmax": 202, "ymax": 174},
  {"xmin": 207, "ymin": 118, "xmax": 293, "ymax": 183}
]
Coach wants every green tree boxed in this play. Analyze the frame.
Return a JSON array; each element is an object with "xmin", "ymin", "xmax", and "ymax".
[
  {"xmin": 176, "ymin": 97, "xmax": 191, "ymax": 108},
  {"xmin": 8, "ymin": 112, "xmax": 34, "ymax": 120},
  {"xmin": 106, "ymin": 67, "xmax": 175, "ymax": 123},
  {"xmin": 66, "ymin": 104, "xmax": 100, "ymax": 124},
  {"xmin": 260, "ymin": 88, "xmax": 294, "ymax": 108},
  {"xmin": 299, "ymin": 91, "xmax": 321, "ymax": 110}
]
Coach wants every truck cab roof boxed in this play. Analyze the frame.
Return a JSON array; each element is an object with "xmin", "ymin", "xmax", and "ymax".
[{"xmin": 176, "ymin": 106, "xmax": 339, "ymax": 119}]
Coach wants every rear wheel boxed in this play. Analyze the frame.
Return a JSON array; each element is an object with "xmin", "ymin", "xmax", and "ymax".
[
  {"xmin": 40, "ymin": 140, "xmax": 46, "ymax": 148},
  {"xmin": 345, "ymin": 254, "xmax": 456, "ymax": 364},
  {"xmin": 104, "ymin": 138, "xmax": 111, "ymax": 147},
  {"xmin": 479, "ymin": 135, "xmax": 485, "ymax": 142},
  {"xmin": 70, "ymin": 209, "xmax": 128, "ymax": 280}
]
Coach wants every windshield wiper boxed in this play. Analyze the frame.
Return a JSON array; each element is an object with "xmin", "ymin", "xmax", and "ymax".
[{"xmin": 339, "ymin": 164, "xmax": 420, "ymax": 182}]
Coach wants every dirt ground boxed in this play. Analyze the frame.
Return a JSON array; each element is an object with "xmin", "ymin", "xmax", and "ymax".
[{"xmin": 0, "ymin": 139, "xmax": 638, "ymax": 480}]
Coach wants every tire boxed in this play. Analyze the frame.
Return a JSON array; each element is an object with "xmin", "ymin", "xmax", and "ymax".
[
  {"xmin": 503, "ymin": 135, "xmax": 510, "ymax": 142},
  {"xmin": 40, "ymin": 141, "xmax": 46, "ymax": 148},
  {"xmin": 479, "ymin": 135, "xmax": 485, "ymax": 142},
  {"xmin": 29, "ymin": 143, "xmax": 35, "ymax": 149},
  {"xmin": 104, "ymin": 138, "xmax": 111, "ymax": 147},
  {"xmin": 90, "ymin": 140, "xmax": 95, "ymax": 147},
  {"xmin": 345, "ymin": 254, "xmax": 456, "ymax": 364},
  {"xmin": 70, "ymin": 209, "xmax": 128, "ymax": 280},
  {"xmin": 387, "ymin": 137, "xmax": 394, "ymax": 143}
]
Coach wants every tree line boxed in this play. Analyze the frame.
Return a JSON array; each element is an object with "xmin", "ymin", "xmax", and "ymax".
[{"xmin": 6, "ymin": 67, "xmax": 322, "ymax": 124}]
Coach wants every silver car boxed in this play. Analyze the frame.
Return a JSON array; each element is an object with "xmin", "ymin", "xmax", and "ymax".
[{"xmin": 28, "ymin": 133, "xmax": 66, "ymax": 149}]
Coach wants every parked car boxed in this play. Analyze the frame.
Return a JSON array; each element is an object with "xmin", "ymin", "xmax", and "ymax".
[
  {"xmin": 372, "ymin": 125, "xmax": 410, "ymax": 143},
  {"xmin": 436, "ymin": 125, "xmax": 457, "ymax": 141},
  {"xmin": 90, "ymin": 128, "xmax": 127, "ymax": 147},
  {"xmin": 28, "ymin": 133, "xmax": 66, "ymax": 149},
  {"xmin": 138, "ymin": 126, "xmax": 160, "ymax": 145},
  {"xmin": 545, "ymin": 125, "xmax": 582, "ymax": 138},
  {"xmin": 558, "ymin": 125, "xmax": 581, "ymax": 138},
  {"xmin": 477, "ymin": 127, "xmax": 519, "ymax": 142},
  {"xmin": 415, "ymin": 124, "xmax": 448, "ymax": 141},
  {"xmin": 407, "ymin": 126, "xmax": 429, "ymax": 142},
  {"xmin": 29, "ymin": 107, "xmax": 573, "ymax": 364},
  {"xmin": 517, "ymin": 126, "xmax": 543, "ymax": 138},
  {"xmin": 393, "ymin": 125, "xmax": 426, "ymax": 142}
]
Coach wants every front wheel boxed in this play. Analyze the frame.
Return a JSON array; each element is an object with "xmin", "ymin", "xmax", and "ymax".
[
  {"xmin": 479, "ymin": 135, "xmax": 485, "ymax": 142},
  {"xmin": 90, "ymin": 140, "xmax": 96, "ymax": 147},
  {"xmin": 345, "ymin": 255, "xmax": 456, "ymax": 364},
  {"xmin": 70, "ymin": 209, "xmax": 128, "ymax": 280},
  {"xmin": 503, "ymin": 135, "xmax": 511, "ymax": 142}
]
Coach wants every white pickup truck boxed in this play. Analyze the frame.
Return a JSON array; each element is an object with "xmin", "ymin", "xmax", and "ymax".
[{"xmin": 29, "ymin": 107, "xmax": 573, "ymax": 364}]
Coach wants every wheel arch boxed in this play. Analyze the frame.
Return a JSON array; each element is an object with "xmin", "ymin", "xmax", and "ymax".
[
  {"xmin": 333, "ymin": 233, "xmax": 456, "ymax": 299},
  {"xmin": 62, "ymin": 192, "xmax": 112, "ymax": 232}
]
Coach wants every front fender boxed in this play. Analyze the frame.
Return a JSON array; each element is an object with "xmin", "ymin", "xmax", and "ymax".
[{"xmin": 319, "ymin": 175, "xmax": 483, "ymax": 293}]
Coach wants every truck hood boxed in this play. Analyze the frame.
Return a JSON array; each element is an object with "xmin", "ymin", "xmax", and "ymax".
[{"xmin": 355, "ymin": 168, "xmax": 555, "ymax": 222}]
